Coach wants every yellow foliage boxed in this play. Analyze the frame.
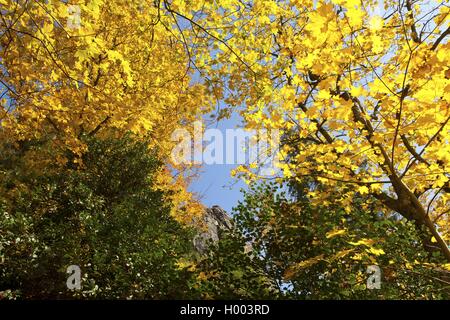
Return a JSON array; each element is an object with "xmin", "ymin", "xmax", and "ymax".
[
  {"xmin": 168, "ymin": 0, "xmax": 450, "ymax": 262},
  {"xmin": 326, "ymin": 229, "xmax": 347, "ymax": 239},
  {"xmin": 0, "ymin": 0, "xmax": 214, "ymax": 222}
]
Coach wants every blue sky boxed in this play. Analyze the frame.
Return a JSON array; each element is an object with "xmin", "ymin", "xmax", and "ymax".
[{"xmin": 188, "ymin": 110, "xmax": 248, "ymax": 214}]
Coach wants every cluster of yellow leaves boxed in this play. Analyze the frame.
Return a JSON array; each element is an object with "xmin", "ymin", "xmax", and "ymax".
[
  {"xmin": 0, "ymin": 0, "xmax": 216, "ymax": 222},
  {"xmin": 284, "ymin": 243, "xmax": 387, "ymax": 281},
  {"xmin": 175, "ymin": 258, "xmax": 197, "ymax": 272},
  {"xmin": 325, "ymin": 228, "xmax": 347, "ymax": 239},
  {"xmin": 154, "ymin": 167, "xmax": 205, "ymax": 224},
  {"xmin": 176, "ymin": 0, "xmax": 450, "ymax": 258},
  {"xmin": 284, "ymin": 247, "xmax": 359, "ymax": 280}
]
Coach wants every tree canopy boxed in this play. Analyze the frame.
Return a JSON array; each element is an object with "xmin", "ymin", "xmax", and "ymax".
[{"xmin": 1, "ymin": 0, "xmax": 450, "ymax": 299}]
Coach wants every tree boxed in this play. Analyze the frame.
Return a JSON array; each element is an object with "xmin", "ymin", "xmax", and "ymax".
[
  {"xmin": 161, "ymin": 0, "xmax": 450, "ymax": 262},
  {"xmin": 2, "ymin": 0, "xmax": 450, "ymax": 298},
  {"xmin": 0, "ymin": 0, "xmax": 212, "ymax": 222},
  {"xmin": 0, "ymin": 0, "xmax": 211, "ymax": 143},
  {"xmin": 198, "ymin": 182, "xmax": 450, "ymax": 299},
  {"xmin": 193, "ymin": 221, "xmax": 282, "ymax": 300},
  {"xmin": 0, "ymin": 135, "xmax": 198, "ymax": 299}
]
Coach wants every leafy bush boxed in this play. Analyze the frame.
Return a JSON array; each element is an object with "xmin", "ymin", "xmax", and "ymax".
[{"xmin": 0, "ymin": 135, "xmax": 198, "ymax": 299}]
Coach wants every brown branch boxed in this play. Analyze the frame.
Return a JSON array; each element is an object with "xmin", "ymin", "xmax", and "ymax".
[
  {"xmin": 406, "ymin": 0, "xmax": 421, "ymax": 43},
  {"xmin": 400, "ymin": 134, "xmax": 430, "ymax": 166},
  {"xmin": 162, "ymin": 0, "xmax": 256, "ymax": 76},
  {"xmin": 88, "ymin": 116, "xmax": 111, "ymax": 136},
  {"xmin": 431, "ymin": 26, "xmax": 450, "ymax": 51}
]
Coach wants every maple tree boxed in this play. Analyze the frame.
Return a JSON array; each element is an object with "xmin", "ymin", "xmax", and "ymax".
[
  {"xmin": 161, "ymin": 0, "xmax": 450, "ymax": 262},
  {"xmin": 0, "ymin": 0, "xmax": 218, "ymax": 221}
]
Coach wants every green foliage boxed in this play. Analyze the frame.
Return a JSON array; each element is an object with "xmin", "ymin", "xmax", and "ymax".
[
  {"xmin": 197, "ymin": 182, "xmax": 450, "ymax": 299},
  {"xmin": 1, "ymin": 135, "xmax": 449, "ymax": 300},
  {"xmin": 0, "ymin": 135, "xmax": 197, "ymax": 299},
  {"xmin": 193, "ymin": 231, "xmax": 281, "ymax": 299}
]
